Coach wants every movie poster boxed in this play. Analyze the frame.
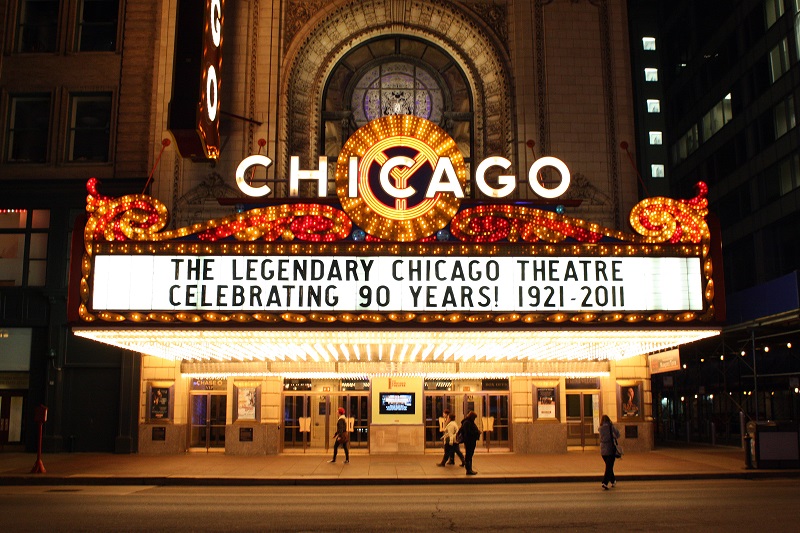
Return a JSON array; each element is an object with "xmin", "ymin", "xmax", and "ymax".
[
  {"xmin": 537, "ymin": 387, "xmax": 556, "ymax": 419},
  {"xmin": 150, "ymin": 387, "xmax": 170, "ymax": 420},
  {"xmin": 237, "ymin": 387, "xmax": 257, "ymax": 420},
  {"xmin": 619, "ymin": 382, "xmax": 642, "ymax": 419}
]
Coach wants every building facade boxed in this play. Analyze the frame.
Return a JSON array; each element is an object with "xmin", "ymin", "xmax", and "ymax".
[
  {"xmin": 628, "ymin": 0, "xmax": 800, "ymax": 445},
  {"xmin": 2, "ymin": 0, "xmax": 721, "ymax": 455}
]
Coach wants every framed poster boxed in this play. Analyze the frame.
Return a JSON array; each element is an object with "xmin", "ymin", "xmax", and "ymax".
[
  {"xmin": 535, "ymin": 386, "xmax": 558, "ymax": 420},
  {"xmin": 619, "ymin": 381, "xmax": 642, "ymax": 420},
  {"xmin": 235, "ymin": 385, "xmax": 258, "ymax": 421},
  {"xmin": 149, "ymin": 386, "xmax": 171, "ymax": 420}
]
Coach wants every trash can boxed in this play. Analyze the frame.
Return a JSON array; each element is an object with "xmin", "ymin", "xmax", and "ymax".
[{"xmin": 746, "ymin": 421, "xmax": 800, "ymax": 469}]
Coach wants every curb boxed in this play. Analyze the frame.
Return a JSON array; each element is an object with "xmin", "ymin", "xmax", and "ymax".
[{"xmin": 3, "ymin": 470, "xmax": 799, "ymax": 486}]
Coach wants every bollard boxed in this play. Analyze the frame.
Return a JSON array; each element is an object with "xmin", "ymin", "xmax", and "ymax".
[
  {"xmin": 743, "ymin": 434, "xmax": 753, "ymax": 469},
  {"xmin": 30, "ymin": 404, "xmax": 47, "ymax": 474}
]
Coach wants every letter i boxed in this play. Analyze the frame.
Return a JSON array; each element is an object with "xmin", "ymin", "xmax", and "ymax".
[{"xmin": 348, "ymin": 156, "xmax": 359, "ymax": 198}]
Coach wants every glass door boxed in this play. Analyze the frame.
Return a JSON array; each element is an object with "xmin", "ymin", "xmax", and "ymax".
[
  {"xmin": 283, "ymin": 392, "xmax": 370, "ymax": 452},
  {"xmin": 190, "ymin": 393, "xmax": 226, "ymax": 450},
  {"xmin": 424, "ymin": 392, "xmax": 511, "ymax": 451},
  {"xmin": 283, "ymin": 394, "xmax": 311, "ymax": 451},
  {"xmin": 424, "ymin": 394, "xmax": 459, "ymax": 449},
  {"xmin": 566, "ymin": 392, "xmax": 599, "ymax": 449},
  {"xmin": 341, "ymin": 394, "xmax": 369, "ymax": 449},
  {"xmin": 0, "ymin": 392, "xmax": 25, "ymax": 448},
  {"xmin": 480, "ymin": 394, "xmax": 510, "ymax": 451}
]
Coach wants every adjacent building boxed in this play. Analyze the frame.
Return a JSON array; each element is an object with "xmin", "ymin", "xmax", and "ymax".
[{"xmin": 628, "ymin": 0, "xmax": 800, "ymax": 443}]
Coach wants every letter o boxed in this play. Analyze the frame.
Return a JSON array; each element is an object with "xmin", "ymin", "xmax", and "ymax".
[
  {"xmin": 236, "ymin": 155, "xmax": 274, "ymax": 197},
  {"xmin": 206, "ymin": 65, "xmax": 218, "ymax": 122},
  {"xmin": 528, "ymin": 156, "xmax": 571, "ymax": 199}
]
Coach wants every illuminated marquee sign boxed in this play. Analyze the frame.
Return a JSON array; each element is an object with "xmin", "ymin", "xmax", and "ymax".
[
  {"xmin": 236, "ymin": 116, "xmax": 570, "ymax": 241},
  {"xmin": 78, "ymin": 114, "xmax": 720, "ymax": 326},
  {"xmin": 91, "ymin": 255, "xmax": 703, "ymax": 313},
  {"xmin": 168, "ymin": 0, "xmax": 223, "ymax": 159}
]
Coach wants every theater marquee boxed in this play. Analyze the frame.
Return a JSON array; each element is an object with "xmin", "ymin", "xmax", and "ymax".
[
  {"xmin": 73, "ymin": 115, "xmax": 721, "ymax": 364},
  {"xmin": 91, "ymin": 255, "xmax": 702, "ymax": 313}
]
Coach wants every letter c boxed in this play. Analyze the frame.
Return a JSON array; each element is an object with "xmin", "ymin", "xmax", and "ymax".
[{"xmin": 236, "ymin": 155, "xmax": 273, "ymax": 197}]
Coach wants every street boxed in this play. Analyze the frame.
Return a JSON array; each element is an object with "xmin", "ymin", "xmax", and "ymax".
[{"xmin": 3, "ymin": 479, "xmax": 799, "ymax": 531}]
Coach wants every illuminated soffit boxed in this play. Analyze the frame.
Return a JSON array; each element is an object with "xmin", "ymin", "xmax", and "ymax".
[{"xmin": 73, "ymin": 328, "xmax": 719, "ymax": 364}]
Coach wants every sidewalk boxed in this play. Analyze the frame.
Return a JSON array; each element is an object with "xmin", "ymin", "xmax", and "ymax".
[{"xmin": 1, "ymin": 445, "xmax": 797, "ymax": 486}]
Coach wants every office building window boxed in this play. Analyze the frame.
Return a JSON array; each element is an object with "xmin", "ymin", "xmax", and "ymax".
[
  {"xmin": 644, "ymin": 68, "xmax": 658, "ymax": 82},
  {"xmin": 76, "ymin": 0, "xmax": 119, "ymax": 51},
  {"xmin": 16, "ymin": 0, "xmax": 59, "ymax": 52},
  {"xmin": 651, "ymin": 164, "xmax": 665, "ymax": 178},
  {"xmin": 649, "ymin": 131, "xmax": 663, "ymax": 145},
  {"xmin": 0, "ymin": 209, "xmax": 49, "ymax": 287},
  {"xmin": 774, "ymin": 95, "xmax": 796, "ymax": 138},
  {"xmin": 6, "ymin": 94, "xmax": 50, "ymax": 163},
  {"xmin": 642, "ymin": 37, "xmax": 656, "ymax": 51},
  {"xmin": 701, "ymin": 94, "xmax": 734, "ymax": 141},
  {"xmin": 67, "ymin": 93, "xmax": 112, "ymax": 162},
  {"xmin": 766, "ymin": 0, "xmax": 785, "ymax": 28},
  {"xmin": 646, "ymin": 99, "xmax": 661, "ymax": 113},
  {"xmin": 795, "ymin": 1, "xmax": 800, "ymax": 58},
  {"xmin": 769, "ymin": 39, "xmax": 790, "ymax": 83}
]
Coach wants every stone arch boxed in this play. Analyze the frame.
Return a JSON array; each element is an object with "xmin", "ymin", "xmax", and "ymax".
[{"xmin": 280, "ymin": 0, "xmax": 513, "ymax": 175}]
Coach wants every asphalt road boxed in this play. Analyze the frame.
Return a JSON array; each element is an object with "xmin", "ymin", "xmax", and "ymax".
[{"xmin": 3, "ymin": 479, "xmax": 798, "ymax": 532}]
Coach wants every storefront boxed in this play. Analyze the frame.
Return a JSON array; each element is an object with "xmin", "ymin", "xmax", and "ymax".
[{"xmin": 70, "ymin": 115, "xmax": 722, "ymax": 455}]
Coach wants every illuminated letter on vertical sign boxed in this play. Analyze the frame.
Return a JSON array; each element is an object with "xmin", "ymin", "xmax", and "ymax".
[{"xmin": 168, "ymin": 0, "xmax": 224, "ymax": 160}]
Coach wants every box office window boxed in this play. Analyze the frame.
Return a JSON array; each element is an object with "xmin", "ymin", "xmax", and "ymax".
[
  {"xmin": 16, "ymin": 0, "xmax": 59, "ymax": 53},
  {"xmin": 76, "ymin": 0, "xmax": 119, "ymax": 52},
  {"xmin": 7, "ymin": 95, "xmax": 51, "ymax": 163},
  {"xmin": 67, "ymin": 93, "xmax": 112, "ymax": 162},
  {"xmin": 0, "ymin": 209, "xmax": 49, "ymax": 287}
]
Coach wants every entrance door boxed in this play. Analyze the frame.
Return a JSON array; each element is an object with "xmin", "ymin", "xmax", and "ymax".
[
  {"xmin": 424, "ymin": 394, "xmax": 459, "ymax": 448},
  {"xmin": 566, "ymin": 392, "xmax": 599, "ymax": 449},
  {"xmin": 190, "ymin": 393, "xmax": 226, "ymax": 450},
  {"xmin": 0, "ymin": 391, "xmax": 24, "ymax": 449},
  {"xmin": 340, "ymin": 394, "xmax": 369, "ymax": 449},
  {"xmin": 480, "ymin": 394, "xmax": 510, "ymax": 450},
  {"xmin": 282, "ymin": 393, "xmax": 369, "ymax": 452},
  {"xmin": 283, "ymin": 394, "xmax": 311, "ymax": 450},
  {"xmin": 424, "ymin": 392, "xmax": 511, "ymax": 451}
]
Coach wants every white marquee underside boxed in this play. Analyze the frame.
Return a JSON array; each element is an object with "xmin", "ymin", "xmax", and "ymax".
[{"xmin": 74, "ymin": 327, "xmax": 718, "ymax": 378}]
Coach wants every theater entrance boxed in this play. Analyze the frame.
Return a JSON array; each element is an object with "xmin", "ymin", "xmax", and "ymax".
[
  {"xmin": 189, "ymin": 393, "xmax": 227, "ymax": 451},
  {"xmin": 566, "ymin": 392, "xmax": 600, "ymax": 449},
  {"xmin": 282, "ymin": 392, "xmax": 369, "ymax": 452},
  {"xmin": 424, "ymin": 391, "xmax": 510, "ymax": 452}
]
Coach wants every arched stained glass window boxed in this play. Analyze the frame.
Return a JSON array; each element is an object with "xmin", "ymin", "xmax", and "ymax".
[{"xmin": 351, "ymin": 62, "xmax": 444, "ymax": 126}]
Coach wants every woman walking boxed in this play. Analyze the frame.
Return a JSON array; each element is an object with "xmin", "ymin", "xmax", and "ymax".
[
  {"xmin": 437, "ymin": 412, "xmax": 465, "ymax": 467},
  {"xmin": 599, "ymin": 414, "xmax": 620, "ymax": 489}
]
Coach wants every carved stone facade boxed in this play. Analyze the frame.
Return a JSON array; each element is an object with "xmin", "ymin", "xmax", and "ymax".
[
  {"xmin": 147, "ymin": 0, "xmax": 637, "ymax": 233},
  {"xmin": 281, "ymin": 0, "xmax": 514, "ymax": 171}
]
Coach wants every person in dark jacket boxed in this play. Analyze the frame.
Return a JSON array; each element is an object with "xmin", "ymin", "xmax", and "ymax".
[
  {"xmin": 599, "ymin": 414, "xmax": 620, "ymax": 489},
  {"xmin": 460, "ymin": 411, "xmax": 481, "ymax": 475},
  {"xmin": 329, "ymin": 407, "xmax": 349, "ymax": 464}
]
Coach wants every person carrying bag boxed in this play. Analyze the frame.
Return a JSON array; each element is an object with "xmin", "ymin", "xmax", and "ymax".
[{"xmin": 599, "ymin": 414, "xmax": 621, "ymax": 489}]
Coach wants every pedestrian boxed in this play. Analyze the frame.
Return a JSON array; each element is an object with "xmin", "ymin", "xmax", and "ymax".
[
  {"xmin": 599, "ymin": 414, "xmax": 620, "ymax": 489},
  {"xmin": 437, "ymin": 412, "xmax": 465, "ymax": 467},
  {"xmin": 460, "ymin": 411, "xmax": 481, "ymax": 475},
  {"xmin": 329, "ymin": 406, "xmax": 349, "ymax": 464}
]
